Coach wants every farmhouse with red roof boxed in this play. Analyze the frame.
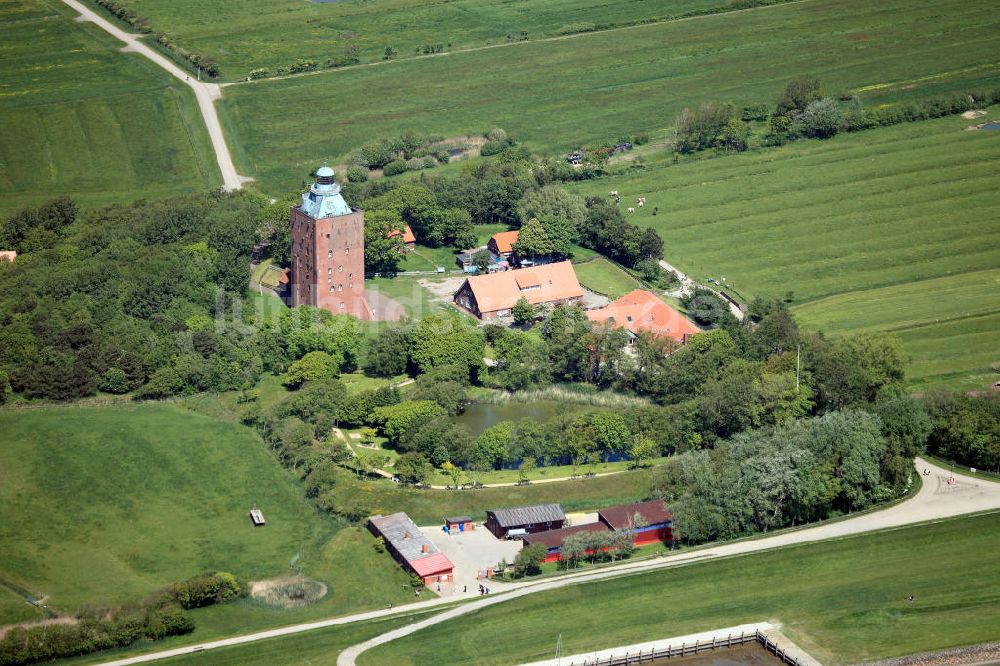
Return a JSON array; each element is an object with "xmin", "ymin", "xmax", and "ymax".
[{"xmin": 588, "ymin": 289, "xmax": 699, "ymax": 344}]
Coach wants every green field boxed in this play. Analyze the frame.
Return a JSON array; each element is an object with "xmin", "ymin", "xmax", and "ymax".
[
  {"xmin": 794, "ymin": 270, "xmax": 1000, "ymax": 391},
  {"xmin": 0, "ymin": 404, "xmax": 415, "ymax": 626},
  {"xmin": 219, "ymin": 0, "xmax": 1000, "ymax": 192},
  {"xmin": 570, "ymin": 114, "xmax": 1000, "ymax": 390},
  {"xmin": 92, "ymin": 0, "xmax": 789, "ymax": 81},
  {"xmin": 0, "ymin": 0, "xmax": 219, "ymax": 217},
  {"xmin": 574, "ymin": 257, "xmax": 645, "ymax": 299},
  {"xmin": 362, "ymin": 511, "xmax": 1000, "ymax": 665}
]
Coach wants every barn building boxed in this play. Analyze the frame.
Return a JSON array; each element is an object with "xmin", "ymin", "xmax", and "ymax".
[
  {"xmin": 521, "ymin": 522, "xmax": 611, "ymax": 563},
  {"xmin": 368, "ymin": 512, "xmax": 454, "ymax": 585},
  {"xmin": 487, "ymin": 230, "xmax": 519, "ymax": 261},
  {"xmin": 290, "ymin": 166, "xmax": 371, "ymax": 319},
  {"xmin": 521, "ymin": 499, "xmax": 674, "ymax": 562},
  {"xmin": 453, "ymin": 261, "xmax": 583, "ymax": 320},
  {"xmin": 587, "ymin": 289, "xmax": 700, "ymax": 345},
  {"xmin": 598, "ymin": 499, "xmax": 675, "ymax": 546},
  {"xmin": 485, "ymin": 503, "xmax": 566, "ymax": 539}
]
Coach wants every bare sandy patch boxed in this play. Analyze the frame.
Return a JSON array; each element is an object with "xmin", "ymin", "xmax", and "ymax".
[
  {"xmin": 249, "ymin": 577, "xmax": 327, "ymax": 608},
  {"xmin": 418, "ymin": 276, "xmax": 466, "ymax": 301}
]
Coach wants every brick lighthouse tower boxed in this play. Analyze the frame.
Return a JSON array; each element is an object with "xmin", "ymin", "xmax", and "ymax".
[{"xmin": 290, "ymin": 166, "xmax": 371, "ymax": 319}]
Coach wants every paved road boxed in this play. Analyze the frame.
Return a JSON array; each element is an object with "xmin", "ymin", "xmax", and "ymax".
[
  {"xmin": 94, "ymin": 458, "xmax": 1000, "ymax": 666},
  {"xmin": 60, "ymin": 0, "xmax": 247, "ymax": 191}
]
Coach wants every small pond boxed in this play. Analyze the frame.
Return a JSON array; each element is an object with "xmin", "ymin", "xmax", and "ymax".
[
  {"xmin": 450, "ymin": 400, "xmax": 584, "ymax": 436},
  {"xmin": 981, "ymin": 121, "xmax": 1000, "ymax": 130}
]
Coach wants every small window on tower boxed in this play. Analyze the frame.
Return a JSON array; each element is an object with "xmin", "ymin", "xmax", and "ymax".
[
  {"xmin": 339, "ymin": 265, "xmax": 343, "ymax": 272},
  {"xmin": 328, "ymin": 267, "xmax": 332, "ymax": 274},
  {"xmin": 328, "ymin": 250, "xmax": 332, "ymax": 258},
  {"xmin": 339, "ymin": 302, "xmax": 345, "ymax": 310},
  {"xmin": 326, "ymin": 234, "xmax": 330, "ymax": 239},
  {"xmin": 345, "ymin": 247, "xmax": 349, "ymax": 255},
  {"xmin": 338, "ymin": 284, "xmax": 343, "ymax": 292},
  {"xmin": 330, "ymin": 286, "xmax": 334, "ymax": 292}
]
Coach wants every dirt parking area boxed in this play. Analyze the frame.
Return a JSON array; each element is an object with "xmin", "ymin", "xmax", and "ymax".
[{"xmin": 420, "ymin": 522, "xmax": 523, "ymax": 597}]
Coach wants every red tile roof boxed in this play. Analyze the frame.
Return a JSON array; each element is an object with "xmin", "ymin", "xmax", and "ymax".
[
  {"xmin": 408, "ymin": 552, "xmax": 454, "ymax": 577},
  {"xmin": 460, "ymin": 261, "xmax": 583, "ymax": 314},
  {"xmin": 587, "ymin": 289, "xmax": 699, "ymax": 342},
  {"xmin": 490, "ymin": 230, "xmax": 520, "ymax": 254},
  {"xmin": 598, "ymin": 499, "xmax": 672, "ymax": 531},
  {"xmin": 387, "ymin": 225, "xmax": 416, "ymax": 244}
]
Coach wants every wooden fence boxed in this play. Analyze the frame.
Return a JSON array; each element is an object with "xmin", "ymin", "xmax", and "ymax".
[{"xmin": 564, "ymin": 630, "xmax": 804, "ymax": 666}]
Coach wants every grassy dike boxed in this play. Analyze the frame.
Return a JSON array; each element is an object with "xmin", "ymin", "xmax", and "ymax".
[{"xmin": 361, "ymin": 511, "xmax": 1000, "ymax": 665}]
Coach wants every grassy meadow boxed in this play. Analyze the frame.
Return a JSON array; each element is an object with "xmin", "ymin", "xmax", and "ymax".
[
  {"xmin": 362, "ymin": 511, "xmax": 1000, "ymax": 665},
  {"xmin": 0, "ymin": 0, "xmax": 219, "ymax": 217},
  {"xmin": 574, "ymin": 257, "xmax": 646, "ymax": 299},
  {"xmin": 0, "ymin": 403, "xmax": 416, "ymax": 626},
  {"xmin": 219, "ymin": 0, "xmax": 1000, "ymax": 192},
  {"xmin": 93, "ymin": 0, "xmax": 790, "ymax": 81},
  {"xmin": 571, "ymin": 114, "xmax": 1000, "ymax": 390}
]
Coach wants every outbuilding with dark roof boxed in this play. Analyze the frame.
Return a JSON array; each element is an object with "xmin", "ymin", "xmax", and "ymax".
[
  {"xmin": 598, "ymin": 499, "xmax": 674, "ymax": 546},
  {"xmin": 485, "ymin": 503, "xmax": 566, "ymax": 539}
]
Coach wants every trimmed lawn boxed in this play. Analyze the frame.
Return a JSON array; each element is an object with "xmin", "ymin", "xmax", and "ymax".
[
  {"xmin": 366, "ymin": 275, "xmax": 453, "ymax": 319},
  {"xmin": 362, "ymin": 511, "xmax": 1000, "ymax": 665},
  {"xmin": 220, "ymin": 0, "xmax": 1000, "ymax": 192},
  {"xmin": 0, "ymin": 404, "xmax": 416, "ymax": 625},
  {"xmin": 0, "ymin": 0, "xmax": 219, "ymax": 217},
  {"xmin": 574, "ymin": 257, "xmax": 645, "ymax": 299}
]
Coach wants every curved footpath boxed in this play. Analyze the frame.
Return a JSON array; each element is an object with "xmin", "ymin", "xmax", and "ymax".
[
  {"xmin": 60, "ymin": 0, "xmax": 248, "ymax": 191},
  {"xmin": 95, "ymin": 457, "xmax": 1000, "ymax": 666}
]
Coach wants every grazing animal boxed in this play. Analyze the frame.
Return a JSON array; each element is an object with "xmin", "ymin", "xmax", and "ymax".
[
  {"xmin": 609, "ymin": 190, "xmax": 619, "ymax": 197},
  {"xmin": 627, "ymin": 207, "xmax": 636, "ymax": 214},
  {"xmin": 637, "ymin": 200, "xmax": 644, "ymax": 208}
]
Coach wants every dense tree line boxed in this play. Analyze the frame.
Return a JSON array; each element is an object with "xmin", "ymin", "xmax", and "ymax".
[
  {"xmin": 651, "ymin": 403, "xmax": 930, "ymax": 544},
  {"xmin": 923, "ymin": 393, "xmax": 1000, "ymax": 472}
]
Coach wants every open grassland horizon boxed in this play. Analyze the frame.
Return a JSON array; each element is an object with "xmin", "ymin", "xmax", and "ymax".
[
  {"xmin": 218, "ymin": 0, "xmax": 1000, "ymax": 192},
  {"xmin": 86, "ymin": 0, "xmax": 802, "ymax": 81}
]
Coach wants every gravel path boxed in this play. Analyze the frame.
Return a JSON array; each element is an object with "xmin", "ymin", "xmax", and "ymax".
[
  {"xmin": 91, "ymin": 458, "xmax": 1000, "ymax": 666},
  {"xmin": 60, "ymin": 0, "xmax": 248, "ymax": 191}
]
